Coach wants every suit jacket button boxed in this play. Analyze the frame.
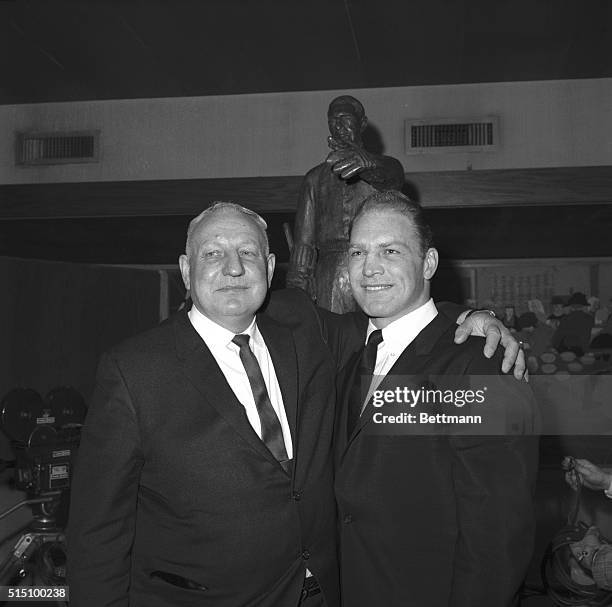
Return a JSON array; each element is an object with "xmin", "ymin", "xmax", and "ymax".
[
  {"xmin": 302, "ymin": 550, "xmax": 310, "ymax": 560},
  {"xmin": 292, "ymin": 490, "xmax": 302, "ymax": 501},
  {"xmin": 343, "ymin": 514, "xmax": 353, "ymax": 524}
]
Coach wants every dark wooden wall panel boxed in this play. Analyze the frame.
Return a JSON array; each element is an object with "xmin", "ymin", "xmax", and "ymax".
[
  {"xmin": 0, "ymin": 258, "xmax": 161, "ymax": 399},
  {"xmin": 2, "ymin": 166, "xmax": 612, "ymax": 220},
  {"xmin": 0, "ymin": 176, "xmax": 303, "ymax": 219},
  {"xmin": 0, "ymin": 205, "xmax": 610, "ymax": 265},
  {"xmin": 405, "ymin": 166, "xmax": 612, "ymax": 207}
]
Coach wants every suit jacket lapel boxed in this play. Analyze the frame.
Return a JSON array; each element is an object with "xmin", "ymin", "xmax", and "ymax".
[
  {"xmin": 331, "ymin": 350, "xmax": 358, "ymax": 456},
  {"xmin": 256, "ymin": 314, "xmax": 299, "ymax": 449},
  {"xmin": 342, "ymin": 312, "xmax": 455, "ymax": 451},
  {"xmin": 173, "ymin": 311, "xmax": 285, "ymax": 472}
]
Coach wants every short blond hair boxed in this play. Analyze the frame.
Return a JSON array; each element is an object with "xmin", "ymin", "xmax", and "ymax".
[{"xmin": 185, "ymin": 202, "xmax": 269, "ymax": 256}]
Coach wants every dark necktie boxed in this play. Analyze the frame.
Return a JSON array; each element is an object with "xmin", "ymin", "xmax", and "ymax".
[
  {"xmin": 232, "ymin": 334, "xmax": 289, "ymax": 466},
  {"xmin": 347, "ymin": 329, "xmax": 384, "ymax": 437}
]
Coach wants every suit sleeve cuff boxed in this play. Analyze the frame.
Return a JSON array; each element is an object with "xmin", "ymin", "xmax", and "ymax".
[
  {"xmin": 592, "ymin": 545, "xmax": 612, "ymax": 590},
  {"xmin": 456, "ymin": 309, "xmax": 471, "ymax": 324},
  {"xmin": 457, "ymin": 309, "xmax": 496, "ymax": 324}
]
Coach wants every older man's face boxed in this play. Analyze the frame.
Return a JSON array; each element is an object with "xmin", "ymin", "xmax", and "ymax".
[
  {"xmin": 179, "ymin": 209, "xmax": 275, "ymax": 332},
  {"xmin": 348, "ymin": 210, "xmax": 438, "ymax": 329}
]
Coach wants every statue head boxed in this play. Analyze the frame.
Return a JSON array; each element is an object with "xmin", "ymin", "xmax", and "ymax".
[{"xmin": 327, "ymin": 95, "xmax": 367, "ymax": 147}]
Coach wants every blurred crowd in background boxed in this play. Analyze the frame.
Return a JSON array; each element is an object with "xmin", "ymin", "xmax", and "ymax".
[{"xmin": 480, "ymin": 293, "xmax": 612, "ymax": 374}]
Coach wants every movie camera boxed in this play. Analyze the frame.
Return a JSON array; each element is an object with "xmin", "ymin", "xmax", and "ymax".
[
  {"xmin": 0, "ymin": 386, "xmax": 86, "ymax": 589},
  {"xmin": 1, "ymin": 387, "xmax": 85, "ymax": 499}
]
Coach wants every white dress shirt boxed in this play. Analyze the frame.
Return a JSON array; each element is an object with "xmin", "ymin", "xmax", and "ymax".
[
  {"xmin": 187, "ymin": 307, "xmax": 293, "ymax": 459},
  {"xmin": 361, "ymin": 298, "xmax": 438, "ymax": 412}
]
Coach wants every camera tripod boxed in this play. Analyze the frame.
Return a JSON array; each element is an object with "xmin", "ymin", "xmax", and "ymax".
[{"xmin": 0, "ymin": 492, "xmax": 67, "ymax": 606}]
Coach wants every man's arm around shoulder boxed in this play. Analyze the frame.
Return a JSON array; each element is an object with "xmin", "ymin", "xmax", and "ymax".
[{"xmin": 264, "ymin": 288, "xmax": 364, "ymax": 368}]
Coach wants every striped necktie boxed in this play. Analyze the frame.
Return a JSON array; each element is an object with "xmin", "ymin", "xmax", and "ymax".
[{"xmin": 232, "ymin": 334, "xmax": 289, "ymax": 466}]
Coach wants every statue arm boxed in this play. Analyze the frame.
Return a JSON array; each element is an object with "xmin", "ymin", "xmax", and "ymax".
[
  {"xmin": 326, "ymin": 143, "xmax": 404, "ymax": 191},
  {"xmin": 286, "ymin": 172, "xmax": 317, "ymax": 296},
  {"xmin": 359, "ymin": 154, "xmax": 405, "ymax": 191}
]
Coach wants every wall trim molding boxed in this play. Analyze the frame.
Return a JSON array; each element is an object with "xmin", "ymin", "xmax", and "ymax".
[{"xmin": 1, "ymin": 166, "xmax": 612, "ymax": 219}]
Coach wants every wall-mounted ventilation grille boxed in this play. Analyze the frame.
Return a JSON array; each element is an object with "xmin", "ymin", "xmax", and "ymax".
[
  {"xmin": 17, "ymin": 130, "xmax": 100, "ymax": 165},
  {"xmin": 405, "ymin": 117, "xmax": 498, "ymax": 154}
]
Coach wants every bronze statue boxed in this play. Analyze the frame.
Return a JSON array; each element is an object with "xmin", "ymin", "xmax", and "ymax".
[{"xmin": 287, "ymin": 95, "xmax": 405, "ymax": 312}]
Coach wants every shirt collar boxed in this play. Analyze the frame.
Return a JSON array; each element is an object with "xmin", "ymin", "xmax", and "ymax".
[
  {"xmin": 188, "ymin": 306, "xmax": 258, "ymax": 349},
  {"xmin": 366, "ymin": 298, "xmax": 438, "ymax": 353}
]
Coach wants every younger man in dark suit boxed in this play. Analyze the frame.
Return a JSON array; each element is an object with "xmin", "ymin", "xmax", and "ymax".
[{"xmin": 334, "ymin": 191, "xmax": 538, "ymax": 607}]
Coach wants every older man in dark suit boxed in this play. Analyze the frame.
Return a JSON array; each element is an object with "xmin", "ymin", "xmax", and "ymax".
[
  {"xmin": 334, "ymin": 191, "xmax": 538, "ymax": 607},
  {"xmin": 67, "ymin": 203, "xmax": 339, "ymax": 607}
]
